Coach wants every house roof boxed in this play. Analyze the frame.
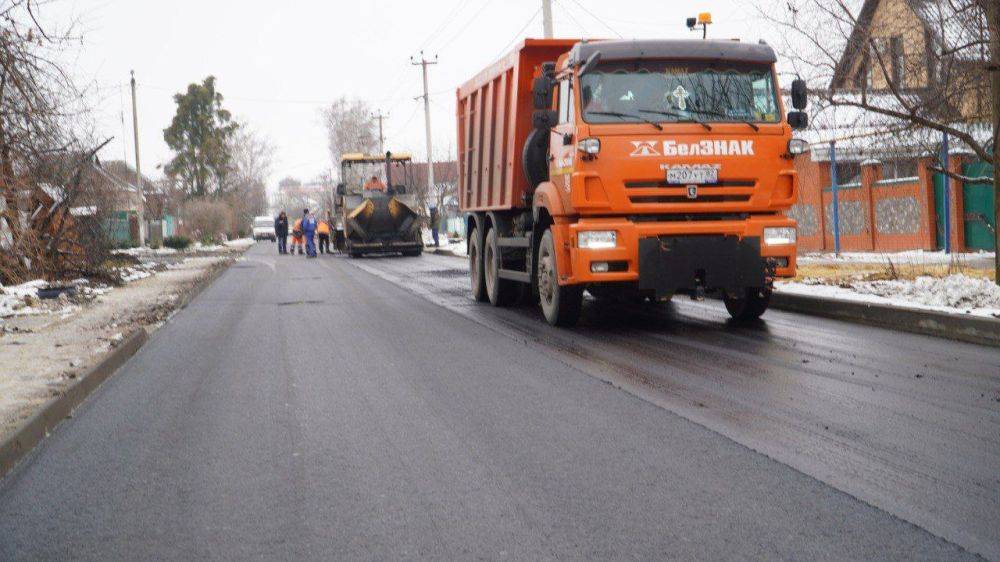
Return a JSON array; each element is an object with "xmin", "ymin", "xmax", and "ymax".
[
  {"xmin": 831, "ymin": 0, "xmax": 987, "ymax": 87},
  {"xmin": 798, "ymin": 93, "xmax": 992, "ymax": 162}
]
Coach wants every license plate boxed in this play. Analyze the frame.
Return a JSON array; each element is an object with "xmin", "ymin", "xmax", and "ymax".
[{"xmin": 667, "ymin": 166, "xmax": 718, "ymax": 185}]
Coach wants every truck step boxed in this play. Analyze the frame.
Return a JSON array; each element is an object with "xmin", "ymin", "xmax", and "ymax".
[
  {"xmin": 499, "ymin": 269, "xmax": 531, "ymax": 283},
  {"xmin": 498, "ymin": 236, "xmax": 530, "ymax": 248}
]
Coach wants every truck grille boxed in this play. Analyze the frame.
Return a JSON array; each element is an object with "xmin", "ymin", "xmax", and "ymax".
[{"xmin": 625, "ymin": 180, "xmax": 755, "ymax": 206}]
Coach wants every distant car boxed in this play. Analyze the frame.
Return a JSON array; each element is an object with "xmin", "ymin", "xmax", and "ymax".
[{"xmin": 252, "ymin": 216, "xmax": 276, "ymax": 241}]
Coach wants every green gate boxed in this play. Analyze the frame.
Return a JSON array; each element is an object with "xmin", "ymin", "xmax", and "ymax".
[{"xmin": 961, "ymin": 162, "xmax": 995, "ymax": 251}]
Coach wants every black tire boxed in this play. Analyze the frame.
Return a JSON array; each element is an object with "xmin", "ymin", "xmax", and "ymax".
[
  {"xmin": 484, "ymin": 228, "xmax": 519, "ymax": 307},
  {"xmin": 724, "ymin": 288, "xmax": 771, "ymax": 321},
  {"xmin": 469, "ymin": 228, "xmax": 488, "ymax": 302},
  {"xmin": 403, "ymin": 250, "xmax": 422, "ymax": 257},
  {"xmin": 537, "ymin": 228, "xmax": 583, "ymax": 326}
]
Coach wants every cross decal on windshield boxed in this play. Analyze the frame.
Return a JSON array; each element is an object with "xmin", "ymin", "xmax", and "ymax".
[{"xmin": 672, "ymin": 86, "xmax": 690, "ymax": 111}]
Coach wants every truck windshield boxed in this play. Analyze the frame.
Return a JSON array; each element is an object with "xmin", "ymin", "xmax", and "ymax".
[{"xmin": 579, "ymin": 61, "xmax": 780, "ymax": 125}]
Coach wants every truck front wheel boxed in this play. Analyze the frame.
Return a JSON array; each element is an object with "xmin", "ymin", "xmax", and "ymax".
[
  {"xmin": 537, "ymin": 229, "xmax": 582, "ymax": 326},
  {"xmin": 723, "ymin": 288, "xmax": 771, "ymax": 321},
  {"xmin": 469, "ymin": 229, "xmax": 487, "ymax": 302}
]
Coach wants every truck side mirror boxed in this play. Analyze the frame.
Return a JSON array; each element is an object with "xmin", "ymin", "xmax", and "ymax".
[
  {"xmin": 532, "ymin": 109, "xmax": 558, "ymax": 131},
  {"xmin": 791, "ymin": 78, "xmax": 807, "ymax": 110},
  {"xmin": 532, "ymin": 75, "xmax": 554, "ymax": 110},
  {"xmin": 787, "ymin": 111, "xmax": 808, "ymax": 130}
]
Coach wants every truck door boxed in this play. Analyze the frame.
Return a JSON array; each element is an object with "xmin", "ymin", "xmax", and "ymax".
[{"xmin": 550, "ymin": 77, "xmax": 576, "ymax": 194}]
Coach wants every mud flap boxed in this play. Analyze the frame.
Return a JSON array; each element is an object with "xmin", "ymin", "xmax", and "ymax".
[{"xmin": 637, "ymin": 235, "xmax": 766, "ymax": 297}]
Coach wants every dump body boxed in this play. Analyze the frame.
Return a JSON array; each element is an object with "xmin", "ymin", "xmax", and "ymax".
[{"xmin": 457, "ymin": 39, "xmax": 578, "ymax": 211}]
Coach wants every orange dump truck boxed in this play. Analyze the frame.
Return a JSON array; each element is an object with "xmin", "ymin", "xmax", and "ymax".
[{"xmin": 457, "ymin": 38, "xmax": 809, "ymax": 326}]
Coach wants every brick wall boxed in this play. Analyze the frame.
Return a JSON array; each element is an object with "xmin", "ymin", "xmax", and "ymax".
[{"xmin": 792, "ymin": 153, "xmax": 975, "ymax": 253}]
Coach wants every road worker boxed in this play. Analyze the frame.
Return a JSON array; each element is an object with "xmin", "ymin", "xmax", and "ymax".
[
  {"xmin": 301, "ymin": 208, "xmax": 318, "ymax": 258},
  {"xmin": 290, "ymin": 217, "xmax": 304, "ymax": 255},
  {"xmin": 363, "ymin": 175, "xmax": 386, "ymax": 191},
  {"xmin": 317, "ymin": 216, "xmax": 331, "ymax": 254},
  {"xmin": 274, "ymin": 211, "xmax": 289, "ymax": 254}
]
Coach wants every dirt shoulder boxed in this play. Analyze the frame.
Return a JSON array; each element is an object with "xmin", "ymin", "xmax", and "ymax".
[{"xmin": 0, "ymin": 255, "xmax": 234, "ymax": 440}]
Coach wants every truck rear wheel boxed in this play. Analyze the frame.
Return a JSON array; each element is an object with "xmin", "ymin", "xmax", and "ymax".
[
  {"xmin": 537, "ymin": 229, "xmax": 582, "ymax": 326},
  {"xmin": 724, "ymin": 288, "xmax": 771, "ymax": 321},
  {"xmin": 484, "ymin": 228, "xmax": 518, "ymax": 306},
  {"xmin": 469, "ymin": 229, "xmax": 488, "ymax": 302}
]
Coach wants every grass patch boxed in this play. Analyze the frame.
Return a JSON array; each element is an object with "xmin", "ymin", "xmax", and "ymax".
[{"xmin": 794, "ymin": 262, "xmax": 995, "ymax": 283}]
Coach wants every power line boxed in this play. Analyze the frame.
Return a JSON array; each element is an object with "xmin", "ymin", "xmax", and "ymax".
[
  {"xmin": 436, "ymin": 0, "xmax": 496, "ymax": 53},
  {"xmin": 134, "ymin": 82, "xmax": 418, "ymax": 106},
  {"xmin": 553, "ymin": 0, "xmax": 589, "ymax": 35},
  {"xmin": 496, "ymin": 7, "xmax": 542, "ymax": 58},
  {"xmin": 565, "ymin": 0, "xmax": 623, "ymax": 38},
  {"xmin": 415, "ymin": 0, "xmax": 473, "ymax": 54}
]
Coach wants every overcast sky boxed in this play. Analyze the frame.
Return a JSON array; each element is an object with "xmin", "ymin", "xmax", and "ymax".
[{"xmin": 54, "ymin": 0, "xmax": 771, "ymax": 189}]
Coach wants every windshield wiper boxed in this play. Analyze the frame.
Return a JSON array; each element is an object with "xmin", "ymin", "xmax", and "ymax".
[
  {"xmin": 585, "ymin": 110, "xmax": 663, "ymax": 131},
  {"xmin": 684, "ymin": 108, "xmax": 760, "ymax": 132},
  {"xmin": 638, "ymin": 108, "xmax": 713, "ymax": 131}
]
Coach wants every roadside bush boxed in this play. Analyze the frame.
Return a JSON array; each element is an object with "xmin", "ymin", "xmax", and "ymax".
[
  {"xmin": 182, "ymin": 198, "xmax": 234, "ymax": 244},
  {"xmin": 163, "ymin": 235, "xmax": 192, "ymax": 250}
]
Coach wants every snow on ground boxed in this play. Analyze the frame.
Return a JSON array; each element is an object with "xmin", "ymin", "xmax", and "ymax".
[
  {"xmin": 113, "ymin": 246, "xmax": 179, "ymax": 257},
  {"xmin": 421, "ymin": 228, "xmax": 467, "ymax": 256},
  {"xmin": 799, "ymin": 250, "xmax": 994, "ymax": 266},
  {"xmin": 777, "ymin": 274, "xmax": 1000, "ymax": 318},
  {"xmin": 223, "ymin": 237, "xmax": 256, "ymax": 249},
  {"xmin": 1, "ymin": 262, "xmax": 164, "ymax": 320}
]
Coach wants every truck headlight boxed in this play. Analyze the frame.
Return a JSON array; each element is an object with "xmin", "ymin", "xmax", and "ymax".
[
  {"xmin": 763, "ymin": 227, "xmax": 796, "ymax": 246},
  {"xmin": 578, "ymin": 230, "xmax": 616, "ymax": 249},
  {"xmin": 787, "ymin": 138, "xmax": 808, "ymax": 155},
  {"xmin": 577, "ymin": 138, "xmax": 601, "ymax": 155}
]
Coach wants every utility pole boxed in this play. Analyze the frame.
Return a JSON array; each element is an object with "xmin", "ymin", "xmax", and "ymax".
[
  {"xmin": 130, "ymin": 70, "xmax": 145, "ymax": 247},
  {"xmin": 542, "ymin": 0, "xmax": 553, "ymax": 38},
  {"xmin": 371, "ymin": 110, "xmax": 388, "ymax": 154},
  {"xmin": 411, "ymin": 52, "xmax": 438, "ymax": 200}
]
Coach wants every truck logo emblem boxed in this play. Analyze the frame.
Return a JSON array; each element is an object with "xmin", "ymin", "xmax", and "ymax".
[
  {"xmin": 672, "ymin": 86, "xmax": 690, "ymax": 110},
  {"xmin": 686, "ymin": 185, "xmax": 698, "ymax": 199},
  {"xmin": 629, "ymin": 140, "xmax": 661, "ymax": 157}
]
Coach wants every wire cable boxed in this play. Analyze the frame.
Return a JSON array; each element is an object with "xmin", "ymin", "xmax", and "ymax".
[
  {"xmin": 415, "ymin": 0, "xmax": 473, "ymax": 54},
  {"xmin": 435, "ymin": 0, "xmax": 496, "ymax": 53},
  {"xmin": 495, "ymin": 7, "xmax": 542, "ymax": 59},
  {"xmin": 565, "ymin": 0, "xmax": 623, "ymax": 38}
]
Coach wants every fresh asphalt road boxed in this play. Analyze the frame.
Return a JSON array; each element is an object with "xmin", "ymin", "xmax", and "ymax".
[{"xmin": 0, "ymin": 245, "xmax": 996, "ymax": 560}]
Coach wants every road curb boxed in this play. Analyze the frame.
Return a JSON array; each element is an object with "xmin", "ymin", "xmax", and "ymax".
[
  {"xmin": 770, "ymin": 291, "xmax": 1000, "ymax": 347},
  {"xmin": 0, "ymin": 328, "xmax": 147, "ymax": 479},
  {"xmin": 0, "ymin": 256, "xmax": 236, "ymax": 480}
]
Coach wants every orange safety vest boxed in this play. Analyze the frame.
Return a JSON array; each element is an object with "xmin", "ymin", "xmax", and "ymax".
[{"xmin": 317, "ymin": 220, "xmax": 331, "ymax": 235}]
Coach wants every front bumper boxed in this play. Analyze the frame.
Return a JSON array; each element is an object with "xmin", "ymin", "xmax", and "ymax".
[{"xmin": 553, "ymin": 215, "xmax": 797, "ymax": 287}]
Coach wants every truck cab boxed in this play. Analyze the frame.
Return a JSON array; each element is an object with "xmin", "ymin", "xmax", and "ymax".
[{"xmin": 458, "ymin": 38, "xmax": 808, "ymax": 326}]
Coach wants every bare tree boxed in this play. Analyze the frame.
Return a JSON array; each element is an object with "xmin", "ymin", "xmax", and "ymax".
[
  {"xmin": 759, "ymin": 0, "xmax": 997, "ymax": 279},
  {"xmin": 0, "ymin": 0, "xmax": 110, "ymax": 283},
  {"xmin": 321, "ymin": 97, "xmax": 379, "ymax": 178},
  {"xmin": 222, "ymin": 124, "xmax": 274, "ymax": 230}
]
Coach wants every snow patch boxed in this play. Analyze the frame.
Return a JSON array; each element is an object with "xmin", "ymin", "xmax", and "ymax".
[{"xmin": 777, "ymin": 274, "xmax": 1000, "ymax": 318}]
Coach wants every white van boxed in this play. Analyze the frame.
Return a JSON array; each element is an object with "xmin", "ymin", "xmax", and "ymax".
[{"xmin": 252, "ymin": 216, "xmax": 276, "ymax": 241}]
